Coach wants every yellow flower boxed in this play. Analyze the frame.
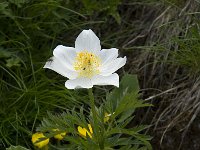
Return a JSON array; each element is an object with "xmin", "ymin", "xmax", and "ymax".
[
  {"xmin": 77, "ymin": 124, "xmax": 93, "ymax": 138},
  {"xmin": 32, "ymin": 132, "xmax": 49, "ymax": 148},
  {"xmin": 53, "ymin": 129, "xmax": 67, "ymax": 140}
]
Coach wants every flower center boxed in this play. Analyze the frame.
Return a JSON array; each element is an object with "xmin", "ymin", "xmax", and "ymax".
[{"xmin": 74, "ymin": 51, "xmax": 101, "ymax": 78}]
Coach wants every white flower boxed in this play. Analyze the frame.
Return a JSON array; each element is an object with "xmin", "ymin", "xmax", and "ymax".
[{"xmin": 44, "ymin": 29, "xmax": 126, "ymax": 89}]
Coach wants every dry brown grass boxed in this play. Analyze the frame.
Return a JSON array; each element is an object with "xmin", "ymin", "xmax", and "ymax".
[{"xmin": 119, "ymin": 0, "xmax": 200, "ymax": 149}]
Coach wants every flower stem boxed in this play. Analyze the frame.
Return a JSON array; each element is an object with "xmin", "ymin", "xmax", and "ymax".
[
  {"xmin": 88, "ymin": 88, "xmax": 104, "ymax": 150},
  {"xmin": 88, "ymin": 88, "xmax": 97, "ymax": 121}
]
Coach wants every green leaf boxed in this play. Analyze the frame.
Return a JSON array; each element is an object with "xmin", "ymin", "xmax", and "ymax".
[
  {"xmin": 106, "ymin": 74, "xmax": 139, "ymax": 111},
  {"xmin": 107, "ymin": 128, "xmax": 152, "ymax": 150},
  {"xmin": 105, "ymin": 74, "xmax": 151, "ymax": 123}
]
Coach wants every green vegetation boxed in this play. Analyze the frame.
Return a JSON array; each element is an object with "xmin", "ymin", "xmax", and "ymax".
[
  {"xmin": 1, "ymin": 0, "xmax": 200, "ymax": 149},
  {"xmin": 35, "ymin": 75, "xmax": 152, "ymax": 149}
]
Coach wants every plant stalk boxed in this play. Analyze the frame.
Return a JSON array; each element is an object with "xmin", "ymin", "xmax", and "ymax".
[
  {"xmin": 88, "ymin": 88, "xmax": 97, "ymax": 122},
  {"xmin": 88, "ymin": 88, "xmax": 105, "ymax": 150}
]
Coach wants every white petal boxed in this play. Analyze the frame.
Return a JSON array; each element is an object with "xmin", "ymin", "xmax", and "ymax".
[
  {"xmin": 100, "ymin": 48, "xmax": 118, "ymax": 65},
  {"xmin": 53, "ymin": 45, "xmax": 76, "ymax": 70},
  {"xmin": 75, "ymin": 29, "xmax": 101, "ymax": 54},
  {"xmin": 65, "ymin": 78, "xmax": 93, "ymax": 89},
  {"xmin": 91, "ymin": 73, "xmax": 119, "ymax": 87},
  {"xmin": 44, "ymin": 56, "xmax": 78, "ymax": 79},
  {"xmin": 100, "ymin": 57, "xmax": 127, "ymax": 76}
]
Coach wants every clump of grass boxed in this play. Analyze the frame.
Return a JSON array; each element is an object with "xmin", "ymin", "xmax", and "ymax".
[
  {"xmin": 123, "ymin": 0, "xmax": 200, "ymax": 149},
  {"xmin": 0, "ymin": 61, "xmax": 90, "ymax": 148},
  {"xmin": 172, "ymin": 26, "xmax": 200, "ymax": 74}
]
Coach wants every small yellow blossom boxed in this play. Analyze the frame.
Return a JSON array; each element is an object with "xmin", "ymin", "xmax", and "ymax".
[
  {"xmin": 32, "ymin": 132, "xmax": 49, "ymax": 148},
  {"xmin": 104, "ymin": 112, "xmax": 110, "ymax": 123},
  {"xmin": 77, "ymin": 124, "xmax": 93, "ymax": 138},
  {"xmin": 53, "ymin": 129, "xmax": 67, "ymax": 140},
  {"xmin": 104, "ymin": 112, "xmax": 114, "ymax": 123}
]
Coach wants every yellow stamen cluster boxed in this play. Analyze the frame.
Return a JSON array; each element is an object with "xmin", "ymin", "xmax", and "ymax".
[{"xmin": 74, "ymin": 51, "xmax": 101, "ymax": 78}]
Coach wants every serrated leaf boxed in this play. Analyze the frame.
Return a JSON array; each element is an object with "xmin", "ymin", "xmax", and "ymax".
[
  {"xmin": 105, "ymin": 74, "xmax": 152, "ymax": 123},
  {"xmin": 107, "ymin": 128, "xmax": 152, "ymax": 150},
  {"xmin": 106, "ymin": 74, "xmax": 139, "ymax": 111}
]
